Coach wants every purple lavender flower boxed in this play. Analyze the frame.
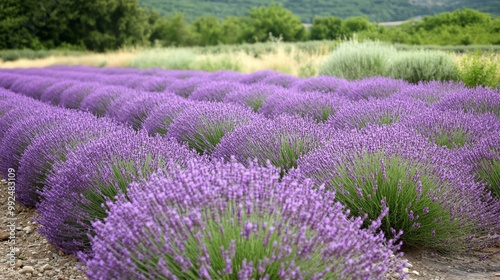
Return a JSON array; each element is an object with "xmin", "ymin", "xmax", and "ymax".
[
  {"xmin": 0, "ymin": 73, "xmax": 22, "ymax": 89},
  {"xmin": 115, "ymin": 93, "xmax": 178, "ymax": 130},
  {"xmin": 167, "ymin": 102, "xmax": 257, "ymax": 154},
  {"xmin": 402, "ymin": 108, "xmax": 500, "ymax": 149},
  {"xmin": 335, "ymin": 77, "xmax": 409, "ymax": 101},
  {"xmin": 223, "ymin": 83, "xmax": 284, "ymax": 112},
  {"xmin": 60, "ymin": 82, "xmax": 101, "ymax": 109},
  {"xmin": 37, "ymin": 130, "xmax": 199, "ymax": 254},
  {"xmin": 80, "ymin": 86, "xmax": 132, "ymax": 117},
  {"xmin": 189, "ymin": 81, "xmax": 242, "ymax": 102},
  {"xmin": 326, "ymin": 98, "xmax": 426, "ymax": 130},
  {"xmin": 213, "ymin": 114, "xmax": 326, "ymax": 173},
  {"xmin": 40, "ymin": 81, "xmax": 76, "ymax": 105},
  {"xmin": 17, "ymin": 114, "xmax": 125, "ymax": 206},
  {"xmin": 139, "ymin": 77, "xmax": 177, "ymax": 92},
  {"xmin": 434, "ymin": 86, "xmax": 500, "ymax": 117},
  {"xmin": 260, "ymin": 73, "xmax": 299, "ymax": 88},
  {"xmin": 239, "ymin": 70, "xmax": 278, "ymax": 84},
  {"xmin": 166, "ymin": 77, "xmax": 207, "ymax": 98},
  {"xmin": 9, "ymin": 76, "xmax": 58, "ymax": 99},
  {"xmin": 291, "ymin": 75, "xmax": 348, "ymax": 94},
  {"xmin": 393, "ymin": 80, "xmax": 466, "ymax": 104},
  {"xmin": 259, "ymin": 90, "xmax": 351, "ymax": 122},
  {"xmin": 297, "ymin": 124, "xmax": 500, "ymax": 252},
  {"xmin": 143, "ymin": 98, "xmax": 192, "ymax": 135},
  {"xmin": 83, "ymin": 158, "xmax": 404, "ymax": 279},
  {"xmin": 465, "ymin": 131, "xmax": 500, "ymax": 199},
  {"xmin": 0, "ymin": 109, "xmax": 78, "ymax": 178}
]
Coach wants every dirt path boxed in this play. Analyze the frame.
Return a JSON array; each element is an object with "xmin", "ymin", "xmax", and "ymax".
[{"xmin": 1, "ymin": 177, "xmax": 499, "ymax": 279}]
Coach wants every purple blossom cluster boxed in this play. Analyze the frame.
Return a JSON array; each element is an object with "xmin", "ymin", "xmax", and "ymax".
[
  {"xmin": 335, "ymin": 77, "xmax": 409, "ymax": 101},
  {"xmin": 213, "ymin": 114, "xmax": 327, "ymax": 173},
  {"xmin": 83, "ymin": 158, "xmax": 405, "ymax": 280},
  {"xmin": 167, "ymin": 102, "xmax": 257, "ymax": 154},
  {"xmin": 296, "ymin": 124, "xmax": 500, "ymax": 251}
]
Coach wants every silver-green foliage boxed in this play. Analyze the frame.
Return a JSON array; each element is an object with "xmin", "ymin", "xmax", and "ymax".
[
  {"xmin": 318, "ymin": 40, "xmax": 396, "ymax": 80},
  {"xmin": 385, "ymin": 50, "xmax": 459, "ymax": 83}
]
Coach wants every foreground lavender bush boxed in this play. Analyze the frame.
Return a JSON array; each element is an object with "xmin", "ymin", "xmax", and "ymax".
[
  {"xmin": 40, "ymin": 81, "xmax": 76, "ymax": 105},
  {"xmin": 38, "ymin": 131, "xmax": 198, "ymax": 254},
  {"xmin": 143, "ymin": 98, "xmax": 192, "ymax": 135},
  {"xmin": 83, "ymin": 159, "xmax": 405, "ymax": 280},
  {"xmin": 9, "ymin": 76, "xmax": 58, "ymax": 99},
  {"xmin": 0, "ymin": 109, "xmax": 75, "ymax": 178},
  {"xmin": 326, "ymin": 99, "xmax": 425, "ymax": 130},
  {"xmin": 213, "ymin": 114, "xmax": 325, "ymax": 174},
  {"xmin": 60, "ymin": 82, "xmax": 101, "ymax": 109},
  {"xmin": 223, "ymin": 84, "xmax": 284, "ymax": 112},
  {"xmin": 166, "ymin": 76, "xmax": 207, "ymax": 98},
  {"xmin": 17, "ymin": 115, "xmax": 124, "ymax": 206},
  {"xmin": 167, "ymin": 102, "xmax": 257, "ymax": 154},
  {"xmin": 80, "ymin": 86, "xmax": 132, "ymax": 117},
  {"xmin": 297, "ymin": 125, "xmax": 500, "ymax": 252},
  {"xmin": 115, "ymin": 93, "xmax": 176, "ymax": 130},
  {"xmin": 434, "ymin": 87, "xmax": 500, "ymax": 117},
  {"xmin": 259, "ymin": 90, "xmax": 350, "ymax": 122},
  {"xmin": 189, "ymin": 81, "xmax": 241, "ymax": 102},
  {"xmin": 393, "ymin": 81, "xmax": 466, "ymax": 104},
  {"xmin": 466, "ymin": 132, "xmax": 500, "ymax": 199},
  {"xmin": 335, "ymin": 77, "xmax": 408, "ymax": 101},
  {"xmin": 291, "ymin": 76, "xmax": 349, "ymax": 94},
  {"xmin": 0, "ymin": 73, "xmax": 21, "ymax": 89},
  {"xmin": 402, "ymin": 108, "xmax": 500, "ymax": 149}
]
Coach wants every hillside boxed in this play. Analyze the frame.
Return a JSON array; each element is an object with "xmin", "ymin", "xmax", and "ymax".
[{"xmin": 138, "ymin": 0, "xmax": 500, "ymax": 23}]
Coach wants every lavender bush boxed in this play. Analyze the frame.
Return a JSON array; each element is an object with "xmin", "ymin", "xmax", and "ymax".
[
  {"xmin": 189, "ymin": 81, "xmax": 241, "ymax": 102},
  {"xmin": 167, "ymin": 102, "xmax": 257, "ymax": 154},
  {"xmin": 143, "ymin": 98, "xmax": 192, "ymax": 136},
  {"xmin": 291, "ymin": 76, "xmax": 349, "ymax": 94},
  {"xmin": 259, "ymin": 90, "xmax": 351, "ymax": 122},
  {"xmin": 40, "ymin": 81, "xmax": 76, "ymax": 105},
  {"xmin": 223, "ymin": 84, "xmax": 284, "ymax": 112},
  {"xmin": 83, "ymin": 158, "xmax": 405, "ymax": 280},
  {"xmin": 37, "ymin": 130, "xmax": 198, "ymax": 254},
  {"xmin": 335, "ymin": 77, "xmax": 408, "ymax": 101},
  {"xmin": 297, "ymin": 124, "xmax": 500, "ymax": 252},
  {"xmin": 213, "ymin": 114, "xmax": 326, "ymax": 174},
  {"xmin": 80, "ymin": 86, "xmax": 132, "ymax": 117},
  {"xmin": 434, "ymin": 87, "xmax": 500, "ymax": 117},
  {"xmin": 60, "ymin": 82, "xmax": 101, "ymax": 109}
]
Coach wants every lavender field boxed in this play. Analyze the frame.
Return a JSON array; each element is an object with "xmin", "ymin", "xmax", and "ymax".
[{"xmin": 0, "ymin": 66, "xmax": 499, "ymax": 279}]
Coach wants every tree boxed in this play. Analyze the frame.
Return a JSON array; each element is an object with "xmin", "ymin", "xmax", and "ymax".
[
  {"xmin": 247, "ymin": 3, "xmax": 306, "ymax": 42},
  {"xmin": 220, "ymin": 16, "xmax": 250, "ymax": 45},
  {"xmin": 191, "ymin": 16, "xmax": 222, "ymax": 46},
  {"xmin": 310, "ymin": 16, "xmax": 343, "ymax": 40},
  {"xmin": 342, "ymin": 16, "xmax": 374, "ymax": 38},
  {"xmin": 150, "ymin": 13, "xmax": 192, "ymax": 46}
]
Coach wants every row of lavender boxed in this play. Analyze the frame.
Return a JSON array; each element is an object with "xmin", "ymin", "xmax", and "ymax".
[
  {"xmin": 0, "ymin": 89, "xmax": 406, "ymax": 279},
  {"xmin": 0, "ymin": 66, "xmax": 499, "ymax": 278}
]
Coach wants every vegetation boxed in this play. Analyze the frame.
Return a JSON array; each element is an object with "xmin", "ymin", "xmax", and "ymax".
[
  {"xmin": 138, "ymin": 0, "xmax": 500, "ymax": 23},
  {"xmin": 2, "ymin": 0, "xmax": 500, "ymax": 53}
]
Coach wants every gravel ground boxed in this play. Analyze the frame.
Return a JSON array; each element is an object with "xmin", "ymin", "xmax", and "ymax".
[
  {"xmin": 1, "ymin": 177, "xmax": 499, "ymax": 280},
  {"xmin": 0, "ymin": 178, "xmax": 87, "ymax": 280}
]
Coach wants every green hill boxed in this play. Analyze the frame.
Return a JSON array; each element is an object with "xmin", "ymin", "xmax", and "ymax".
[{"xmin": 138, "ymin": 0, "xmax": 500, "ymax": 23}]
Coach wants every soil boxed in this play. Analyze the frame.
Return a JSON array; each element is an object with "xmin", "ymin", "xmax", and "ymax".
[{"xmin": 1, "ymin": 178, "xmax": 499, "ymax": 280}]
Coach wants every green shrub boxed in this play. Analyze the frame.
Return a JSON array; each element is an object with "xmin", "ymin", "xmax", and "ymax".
[
  {"xmin": 459, "ymin": 51, "xmax": 499, "ymax": 88},
  {"xmin": 318, "ymin": 40, "xmax": 395, "ymax": 80},
  {"xmin": 384, "ymin": 50, "xmax": 459, "ymax": 83}
]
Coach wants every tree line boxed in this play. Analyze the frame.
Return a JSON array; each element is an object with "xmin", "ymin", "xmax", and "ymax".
[{"xmin": 0, "ymin": 0, "xmax": 498, "ymax": 52}]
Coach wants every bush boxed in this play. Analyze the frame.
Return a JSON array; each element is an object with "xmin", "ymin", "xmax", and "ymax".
[
  {"xmin": 319, "ymin": 40, "xmax": 395, "ymax": 80},
  {"xmin": 213, "ymin": 114, "xmax": 325, "ymax": 174},
  {"xmin": 384, "ymin": 50, "xmax": 459, "ymax": 83},
  {"xmin": 297, "ymin": 125, "xmax": 500, "ymax": 252},
  {"xmin": 167, "ymin": 102, "xmax": 257, "ymax": 154},
  {"xmin": 459, "ymin": 51, "xmax": 499, "ymax": 88},
  {"xmin": 83, "ymin": 158, "xmax": 404, "ymax": 279},
  {"xmin": 37, "ymin": 131, "xmax": 198, "ymax": 254}
]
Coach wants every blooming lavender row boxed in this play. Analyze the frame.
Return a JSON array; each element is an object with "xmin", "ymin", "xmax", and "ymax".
[
  {"xmin": 82, "ymin": 158, "xmax": 406, "ymax": 280},
  {"xmin": 0, "ymin": 88, "xmax": 199, "ymax": 255}
]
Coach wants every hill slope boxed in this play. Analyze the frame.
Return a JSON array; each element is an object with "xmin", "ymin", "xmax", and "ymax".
[{"xmin": 139, "ymin": 0, "xmax": 500, "ymax": 23}]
